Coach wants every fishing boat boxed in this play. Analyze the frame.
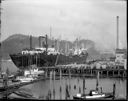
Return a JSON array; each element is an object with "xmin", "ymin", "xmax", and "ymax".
[
  {"xmin": 73, "ymin": 71, "xmax": 115, "ymax": 100},
  {"xmin": 24, "ymin": 65, "xmax": 44, "ymax": 77},
  {"xmin": 73, "ymin": 90, "xmax": 113, "ymax": 99},
  {"xmin": 16, "ymin": 76, "xmax": 35, "ymax": 83}
]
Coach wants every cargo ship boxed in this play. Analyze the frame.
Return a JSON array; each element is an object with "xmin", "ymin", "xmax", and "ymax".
[{"xmin": 9, "ymin": 35, "xmax": 88, "ymax": 70}]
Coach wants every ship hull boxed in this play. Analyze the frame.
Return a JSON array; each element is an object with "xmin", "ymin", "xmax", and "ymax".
[{"xmin": 10, "ymin": 53, "xmax": 88, "ymax": 69}]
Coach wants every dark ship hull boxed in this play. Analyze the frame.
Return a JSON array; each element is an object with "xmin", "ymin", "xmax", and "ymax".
[{"xmin": 9, "ymin": 53, "xmax": 88, "ymax": 69}]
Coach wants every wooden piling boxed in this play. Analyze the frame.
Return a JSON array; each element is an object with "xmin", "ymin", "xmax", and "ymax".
[
  {"xmin": 59, "ymin": 67, "xmax": 62, "ymax": 100},
  {"xmin": 79, "ymin": 86, "xmax": 81, "ymax": 93},
  {"xmin": 65, "ymin": 83, "xmax": 70, "ymax": 99},
  {"xmin": 53, "ymin": 70, "xmax": 56, "ymax": 99},
  {"xmin": 107, "ymin": 70, "xmax": 108, "ymax": 77},
  {"xmin": 47, "ymin": 89, "xmax": 51, "ymax": 100},
  {"xmin": 96, "ymin": 71, "xmax": 99, "ymax": 91},
  {"xmin": 123, "ymin": 71, "xmax": 125, "ymax": 78},
  {"xmin": 90, "ymin": 69, "xmax": 92, "ymax": 76},
  {"xmin": 45, "ymin": 69, "xmax": 47, "ymax": 78},
  {"xmin": 83, "ymin": 77, "xmax": 85, "ymax": 94},
  {"xmin": 113, "ymin": 83, "xmax": 116, "ymax": 100},
  {"xmin": 69, "ymin": 67, "xmax": 71, "ymax": 99},
  {"xmin": 50, "ymin": 71, "xmax": 52, "ymax": 99},
  {"xmin": 112, "ymin": 70, "xmax": 114, "ymax": 77},
  {"xmin": 118, "ymin": 70, "xmax": 120, "ymax": 77}
]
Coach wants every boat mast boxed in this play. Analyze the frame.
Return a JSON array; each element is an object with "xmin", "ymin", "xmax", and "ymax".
[
  {"xmin": 29, "ymin": 35, "xmax": 32, "ymax": 66},
  {"xmin": 50, "ymin": 26, "xmax": 52, "ymax": 40},
  {"xmin": 0, "ymin": 4, "xmax": 2, "ymax": 73},
  {"xmin": 30, "ymin": 35, "xmax": 32, "ymax": 50},
  {"xmin": 0, "ymin": 32, "xmax": 1, "ymax": 73},
  {"xmin": 45, "ymin": 34, "xmax": 48, "ymax": 54},
  {"xmin": 65, "ymin": 42, "xmax": 67, "ymax": 55},
  {"xmin": 116, "ymin": 16, "xmax": 119, "ymax": 49},
  {"xmin": 54, "ymin": 39, "xmax": 57, "ymax": 51},
  {"xmin": 39, "ymin": 36, "xmax": 41, "ymax": 47},
  {"xmin": 58, "ymin": 35, "xmax": 61, "ymax": 53},
  {"xmin": 76, "ymin": 38, "xmax": 79, "ymax": 54}
]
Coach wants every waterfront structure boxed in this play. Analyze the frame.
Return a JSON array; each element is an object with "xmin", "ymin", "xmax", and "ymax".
[
  {"xmin": 115, "ymin": 48, "xmax": 127, "ymax": 69},
  {"xmin": 114, "ymin": 16, "xmax": 127, "ymax": 70}
]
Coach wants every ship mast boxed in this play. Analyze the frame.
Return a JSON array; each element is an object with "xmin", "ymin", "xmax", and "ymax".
[
  {"xmin": 39, "ymin": 36, "xmax": 41, "ymax": 47},
  {"xmin": 0, "ymin": 29, "xmax": 1, "ymax": 72},
  {"xmin": 45, "ymin": 34, "xmax": 48, "ymax": 53},
  {"xmin": 116, "ymin": 16, "xmax": 119, "ymax": 49},
  {"xmin": 50, "ymin": 26, "xmax": 52, "ymax": 40},
  {"xmin": 76, "ymin": 38, "xmax": 79, "ymax": 54},
  {"xmin": 0, "ymin": 33, "xmax": 1, "ymax": 73},
  {"xmin": 30, "ymin": 35, "xmax": 32, "ymax": 49}
]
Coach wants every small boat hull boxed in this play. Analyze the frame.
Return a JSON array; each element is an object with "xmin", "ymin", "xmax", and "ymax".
[{"xmin": 73, "ymin": 93, "xmax": 114, "ymax": 100}]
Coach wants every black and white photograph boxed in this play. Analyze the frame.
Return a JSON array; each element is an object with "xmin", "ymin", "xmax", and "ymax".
[{"xmin": 0, "ymin": 0, "xmax": 127, "ymax": 100}]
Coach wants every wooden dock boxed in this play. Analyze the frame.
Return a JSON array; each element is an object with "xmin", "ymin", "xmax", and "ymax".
[
  {"xmin": 0, "ymin": 76, "xmax": 47, "ymax": 97},
  {"xmin": 42, "ymin": 65, "xmax": 127, "ymax": 78}
]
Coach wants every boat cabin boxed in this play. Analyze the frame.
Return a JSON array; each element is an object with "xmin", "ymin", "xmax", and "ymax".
[{"xmin": 89, "ymin": 90, "xmax": 99, "ymax": 96}]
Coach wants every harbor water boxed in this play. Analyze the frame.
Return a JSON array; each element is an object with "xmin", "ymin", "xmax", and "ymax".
[
  {"xmin": 16, "ymin": 77, "xmax": 126, "ymax": 99},
  {"xmin": 0, "ymin": 60, "xmax": 127, "ymax": 100}
]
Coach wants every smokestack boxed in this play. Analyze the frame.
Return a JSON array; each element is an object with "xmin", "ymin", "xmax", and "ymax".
[
  {"xmin": 116, "ymin": 16, "xmax": 119, "ymax": 49},
  {"xmin": 30, "ymin": 35, "xmax": 32, "ymax": 49},
  {"xmin": 39, "ymin": 36, "xmax": 41, "ymax": 47}
]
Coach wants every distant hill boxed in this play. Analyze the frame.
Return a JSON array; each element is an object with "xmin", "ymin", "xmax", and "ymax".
[{"xmin": 1, "ymin": 34, "xmax": 101, "ymax": 60}]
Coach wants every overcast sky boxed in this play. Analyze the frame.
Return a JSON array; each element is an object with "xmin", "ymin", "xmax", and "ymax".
[{"xmin": 1, "ymin": 0, "xmax": 126, "ymax": 51}]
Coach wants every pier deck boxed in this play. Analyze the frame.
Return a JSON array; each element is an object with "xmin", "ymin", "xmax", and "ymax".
[{"xmin": 41, "ymin": 65, "xmax": 127, "ymax": 78}]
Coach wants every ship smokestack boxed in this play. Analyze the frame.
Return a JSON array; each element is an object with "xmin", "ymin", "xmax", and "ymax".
[
  {"xmin": 30, "ymin": 35, "xmax": 32, "ymax": 49},
  {"xmin": 39, "ymin": 36, "xmax": 41, "ymax": 47},
  {"xmin": 116, "ymin": 16, "xmax": 119, "ymax": 49}
]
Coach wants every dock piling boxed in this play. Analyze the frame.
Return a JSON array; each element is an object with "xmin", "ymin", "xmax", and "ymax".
[
  {"xmin": 83, "ymin": 77, "xmax": 85, "ymax": 94},
  {"xmin": 53, "ymin": 70, "xmax": 56, "ymax": 99},
  {"xmin": 113, "ymin": 83, "xmax": 116, "ymax": 100},
  {"xmin": 59, "ymin": 67, "xmax": 62, "ymax": 100}
]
